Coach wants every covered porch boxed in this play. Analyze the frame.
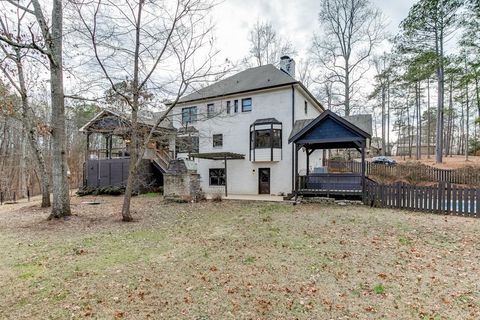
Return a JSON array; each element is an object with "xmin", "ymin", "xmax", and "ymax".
[
  {"xmin": 79, "ymin": 109, "xmax": 175, "ymax": 188},
  {"xmin": 190, "ymin": 152, "xmax": 245, "ymax": 197},
  {"xmin": 288, "ymin": 110, "xmax": 371, "ymax": 198}
]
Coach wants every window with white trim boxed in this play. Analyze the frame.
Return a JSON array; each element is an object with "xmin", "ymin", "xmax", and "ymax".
[
  {"xmin": 213, "ymin": 134, "xmax": 223, "ymax": 148},
  {"xmin": 209, "ymin": 168, "xmax": 225, "ymax": 186}
]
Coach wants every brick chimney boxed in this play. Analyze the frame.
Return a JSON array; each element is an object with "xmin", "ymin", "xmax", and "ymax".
[{"xmin": 279, "ymin": 56, "xmax": 295, "ymax": 78}]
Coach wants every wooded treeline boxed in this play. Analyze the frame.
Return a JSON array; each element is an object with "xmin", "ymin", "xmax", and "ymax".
[{"xmin": 370, "ymin": 0, "xmax": 480, "ymax": 163}]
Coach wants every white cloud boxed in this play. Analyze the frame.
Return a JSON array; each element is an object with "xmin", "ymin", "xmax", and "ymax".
[{"xmin": 211, "ymin": 0, "xmax": 416, "ymax": 63}]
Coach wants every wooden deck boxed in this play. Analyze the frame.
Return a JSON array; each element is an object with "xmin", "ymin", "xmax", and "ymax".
[{"xmin": 297, "ymin": 173, "xmax": 363, "ymax": 196}]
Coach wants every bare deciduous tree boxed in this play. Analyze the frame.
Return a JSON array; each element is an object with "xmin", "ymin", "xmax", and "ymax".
[
  {"xmin": 0, "ymin": 7, "xmax": 51, "ymax": 207},
  {"xmin": 312, "ymin": 0, "xmax": 385, "ymax": 116},
  {"xmin": 72, "ymin": 0, "xmax": 220, "ymax": 221},
  {"xmin": 245, "ymin": 21, "xmax": 296, "ymax": 67},
  {"xmin": 0, "ymin": 0, "xmax": 71, "ymax": 218}
]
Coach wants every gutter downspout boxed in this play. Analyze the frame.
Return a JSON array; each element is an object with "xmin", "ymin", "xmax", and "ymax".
[{"xmin": 291, "ymin": 84, "xmax": 295, "ymax": 192}]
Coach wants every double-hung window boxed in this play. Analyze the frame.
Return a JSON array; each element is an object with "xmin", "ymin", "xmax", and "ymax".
[
  {"xmin": 207, "ymin": 104, "xmax": 215, "ymax": 118},
  {"xmin": 182, "ymin": 106, "xmax": 197, "ymax": 124},
  {"xmin": 226, "ymin": 101, "xmax": 231, "ymax": 114},
  {"xmin": 242, "ymin": 98, "xmax": 252, "ymax": 112},
  {"xmin": 213, "ymin": 134, "xmax": 223, "ymax": 148},
  {"xmin": 234, "ymin": 100, "xmax": 238, "ymax": 113}
]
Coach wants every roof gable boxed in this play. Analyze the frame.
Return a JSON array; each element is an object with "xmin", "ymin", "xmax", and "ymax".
[
  {"xmin": 80, "ymin": 109, "xmax": 174, "ymax": 134},
  {"xmin": 288, "ymin": 110, "xmax": 371, "ymax": 144}
]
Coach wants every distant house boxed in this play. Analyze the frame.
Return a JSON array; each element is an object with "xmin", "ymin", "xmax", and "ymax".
[{"xmin": 81, "ymin": 56, "xmax": 371, "ymax": 198}]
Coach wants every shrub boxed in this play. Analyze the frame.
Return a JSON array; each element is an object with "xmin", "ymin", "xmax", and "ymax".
[
  {"xmin": 211, "ymin": 193, "xmax": 223, "ymax": 202},
  {"xmin": 76, "ymin": 186, "xmax": 125, "ymax": 196},
  {"xmin": 194, "ymin": 189, "xmax": 206, "ymax": 202}
]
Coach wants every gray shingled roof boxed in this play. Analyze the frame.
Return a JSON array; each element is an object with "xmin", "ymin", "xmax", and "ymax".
[
  {"xmin": 253, "ymin": 118, "xmax": 282, "ymax": 125},
  {"xmin": 178, "ymin": 64, "xmax": 297, "ymax": 103},
  {"xmin": 288, "ymin": 118, "xmax": 314, "ymax": 141}
]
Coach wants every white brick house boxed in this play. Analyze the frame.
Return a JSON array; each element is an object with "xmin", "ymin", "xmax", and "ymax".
[{"xmin": 169, "ymin": 57, "xmax": 325, "ymax": 196}]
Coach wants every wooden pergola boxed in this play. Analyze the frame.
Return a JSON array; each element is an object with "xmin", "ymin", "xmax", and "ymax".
[
  {"xmin": 288, "ymin": 110, "xmax": 371, "ymax": 199},
  {"xmin": 190, "ymin": 152, "xmax": 245, "ymax": 197}
]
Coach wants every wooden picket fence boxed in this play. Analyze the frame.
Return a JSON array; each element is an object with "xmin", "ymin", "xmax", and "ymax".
[
  {"xmin": 325, "ymin": 160, "xmax": 480, "ymax": 186},
  {"xmin": 364, "ymin": 180, "xmax": 480, "ymax": 217}
]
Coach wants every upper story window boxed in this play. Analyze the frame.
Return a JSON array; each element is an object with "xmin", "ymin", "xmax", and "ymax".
[
  {"xmin": 226, "ymin": 101, "xmax": 231, "ymax": 114},
  {"xmin": 213, "ymin": 134, "xmax": 223, "ymax": 148},
  {"xmin": 182, "ymin": 106, "xmax": 197, "ymax": 124},
  {"xmin": 207, "ymin": 103, "xmax": 215, "ymax": 118},
  {"xmin": 249, "ymin": 118, "xmax": 282, "ymax": 162},
  {"xmin": 242, "ymin": 98, "xmax": 252, "ymax": 112},
  {"xmin": 252, "ymin": 129, "xmax": 282, "ymax": 148},
  {"xmin": 234, "ymin": 100, "xmax": 238, "ymax": 113},
  {"xmin": 304, "ymin": 101, "xmax": 308, "ymax": 115}
]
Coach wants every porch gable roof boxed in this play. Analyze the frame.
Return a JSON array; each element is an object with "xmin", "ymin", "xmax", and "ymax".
[{"xmin": 288, "ymin": 110, "xmax": 371, "ymax": 149}]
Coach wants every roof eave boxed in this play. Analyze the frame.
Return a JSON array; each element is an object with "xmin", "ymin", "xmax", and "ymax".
[{"xmin": 166, "ymin": 81, "xmax": 299, "ymax": 106}]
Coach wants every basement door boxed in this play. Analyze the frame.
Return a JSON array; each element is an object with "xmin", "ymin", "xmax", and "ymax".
[{"xmin": 258, "ymin": 168, "xmax": 270, "ymax": 194}]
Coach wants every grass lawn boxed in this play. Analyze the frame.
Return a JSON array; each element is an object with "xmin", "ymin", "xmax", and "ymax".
[{"xmin": 0, "ymin": 195, "xmax": 479, "ymax": 319}]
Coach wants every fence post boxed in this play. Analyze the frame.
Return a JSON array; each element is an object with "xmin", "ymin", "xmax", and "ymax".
[
  {"xmin": 476, "ymin": 188, "xmax": 479, "ymax": 218},
  {"xmin": 446, "ymin": 183, "xmax": 451, "ymax": 214}
]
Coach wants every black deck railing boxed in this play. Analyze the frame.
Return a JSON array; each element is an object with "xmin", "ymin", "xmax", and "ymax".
[{"xmin": 298, "ymin": 173, "xmax": 363, "ymax": 195}]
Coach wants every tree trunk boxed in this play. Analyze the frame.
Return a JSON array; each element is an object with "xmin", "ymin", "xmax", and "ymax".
[
  {"xmin": 416, "ymin": 81, "xmax": 422, "ymax": 160},
  {"xmin": 426, "ymin": 78, "xmax": 431, "ymax": 158},
  {"xmin": 381, "ymin": 83, "xmax": 386, "ymax": 155},
  {"xmin": 465, "ymin": 75, "xmax": 469, "ymax": 161},
  {"xmin": 120, "ymin": 110, "xmax": 136, "ymax": 222},
  {"xmin": 15, "ymin": 50, "xmax": 51, "ymax": 208},
  {"xmin": 445, "ymin": 78, "xmax": 453, "ymax": 156},
  {"xmin": 386, "ymin": 77, "xmax": 390, "ymax": 156},
  {"xmin": 120, "ymin": 0, "xmax": 144, "ymax": 222},
  {"xmin": 46, "ymin": 0, "xmax": 71, "ymax": 218},
  {"xmin": 435, "ymin": 25, "xmax": 444, "ymax": 163},
  {"xmin": 344, "ymin": 60, "xmax": 350, "ymax": 116}
]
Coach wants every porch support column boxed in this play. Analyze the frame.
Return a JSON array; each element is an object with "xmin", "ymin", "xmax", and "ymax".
[
  {"xmin": 294, "ymin": 144, "xmax": 299, "ymax": 200},
  {"xmin": 361, "ymin": 140, "xmax": 366, "ymax": 200},
  {"xmin": 109, "ymin": 135, "xmax": 113, "ymax": 159},
  {"xmin": 84, "ymin": 132, "xmax": 91, "ymax": 187},
  {"xmin": 104, "ymin": 134, "xmax": 109, "ymax": 159},
  {"xmin": 224, "ymin": 155, "xmax": 228, "ymax": 197},
  {"xmin": 85, "ymin": 132, "xmax": 91, "ymax": 164},
  {"xmin": 306, "ymin": 148, "xmax": 310, "ymax": 176}
]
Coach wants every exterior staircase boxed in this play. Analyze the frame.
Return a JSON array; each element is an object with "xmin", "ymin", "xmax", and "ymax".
[{"xmin": 151, "ymin": 149, "xmax": 171, "ymax": 173}]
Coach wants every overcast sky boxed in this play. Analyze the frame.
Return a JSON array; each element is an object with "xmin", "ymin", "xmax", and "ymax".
[{"xmin": 211, "ymin": 0, "xmax": 417, "ymax": 63}]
